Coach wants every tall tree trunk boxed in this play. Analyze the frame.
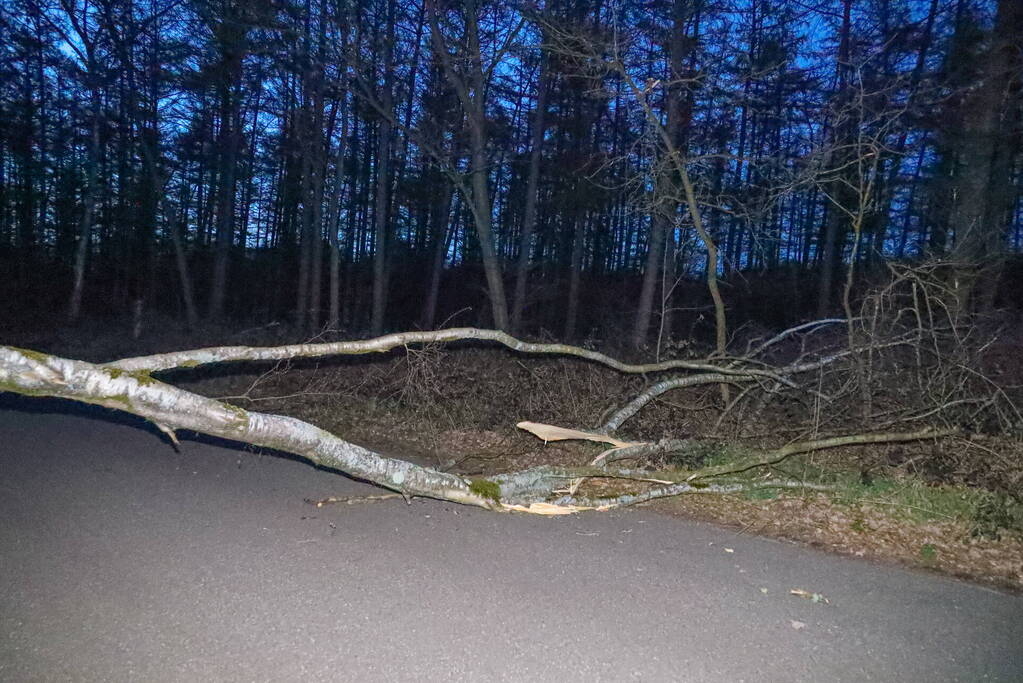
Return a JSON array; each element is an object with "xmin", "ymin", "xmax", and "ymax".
[
  {"xmin": 564, "ymin": 214, "xmax": 585, "ymax": 340},
  {"xmin": 308, "ymin": 155, "xmax": 326, "ymax": 331},
  {"xmin": 632, "ymin": 206, "xmax": 667, "ymax": 350},
  {"xmin": 68, "ymin": 85, "xmax": 101, "ymax": 322},
  {"xmin": 295, "ymin": 112, "xmax": 313, "ymax": 330},
  {"xmin": 815, "ymin": 0, "xmax": 852, "ymax": 318},
  {"xmin": 208, "ymin": 112, "xmax": 242, "ymax": 316},
  {"xmin": 370, "ymin": 0, "xmax": 397, "ymax": 335},
  {"xmin": 327, "ymin": 198, "xmax": 342, "ymax": 331},
  {"xmin": 327, "ymin": 97, "xmax": 351, "ymax": 332},
  {"xmin": 422, "ymin": 186, "xmax": 456, "ymax": 328},
  {"xmin": 511, "ymin": 35, "xmax": 550, "ymax": 333},
  {"xmin": 208, "ymin": 115, "xmax": 238, "ymax": 321},
  {"xmin": 949, "ymin": 0, "xmax": 1022, "ymax": 310},
  {"xmin": 466, "ymin": 114, "xmax": 508, "ymax": 325},
  {"xmin": 370, "ymin": 115, "xmax": 393, "ymax": 334},
  {"xmin": 168, "ymin": 198, "xmax": 199, "ymax": 329},
  {"xmin": 429, "ymin": 0, "xmax": 510, "ymax": 330},
  {"xmin": 466, "ymin": 122, "xmax": 510, "ymax": 329},
  {"xmin": 659, "ymin": 219, "xmax": 677, "ymax": 352},
  {"xmin": 631, "ymin": 0, "xmax": 692, "ymax": 350}
]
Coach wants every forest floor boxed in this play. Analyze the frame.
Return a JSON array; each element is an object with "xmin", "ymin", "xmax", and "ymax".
[{"xmin": 8, "ymin": 317, "xmax": 1023, "ymax": 593}]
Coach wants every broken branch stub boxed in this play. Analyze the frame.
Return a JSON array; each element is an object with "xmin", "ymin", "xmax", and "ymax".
[{"xmin": 516, "ymin": 421, "xmax": 645, "ymax": 449}]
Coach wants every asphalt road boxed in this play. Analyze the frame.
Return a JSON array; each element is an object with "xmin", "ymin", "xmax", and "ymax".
[{"xmin": 1, "ymin": 396, "xmax": 1021, "ymax": 682}]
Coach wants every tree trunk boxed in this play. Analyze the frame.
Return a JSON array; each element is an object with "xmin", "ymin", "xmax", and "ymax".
[
  {"xmin": 327, "ymin": 100, "xmax": 350, "ymax": 332},
  {"xmin": 370, "ymin": 0, "xmax": 397, "ymax": 336},
  {"xmin": 370, "ymin": 114, "xmax": 393, "ymax": 335},
  {"xmin": 511, "ymin": 36, "xmax": 550, "ymax": 334},
  {"xmin": 949, "ymin": 0, "xmax": 1022, "ymax": 310},
  {"xmin": 68, "ymin": 85, "xmax": 101, "ymax": 323},
  {"xmin": 564, "ymin": 214, "xmax": 585, "ymax": 340},
  {"xmin": 295, "ymin": 131, "xmax": 313, "ymax": 331},
  {"xmin": 208, "ymin": 106, "xmax": 241, "ymax": 320},
  {"xmin": 429, "ymin": 0, "xmax": 509, "ymax": 330},
  {"xmin": 309, "ymin": 158, "xmax": 326, "ymax": 331},
  {"xmin": 168, "ymin": 197, "xmax": 199, "ymax": 329},
  {"xmin": 0, "ymin": 346, "xmax": 499, "ymax": 510},
  {"xmin": 815, "ymin": 0, "xmax": 853, "ymax": 318},
  {"xmin": 659, "ymin": 219, "xmax": 677, "ymax": 352},
  {"xmin": 423, "ymin": 187, "xmax": 456, "ymax": 329},
  {"xmin": 632, "ymin": 208, "xmax": 667, "ymax": 350}
]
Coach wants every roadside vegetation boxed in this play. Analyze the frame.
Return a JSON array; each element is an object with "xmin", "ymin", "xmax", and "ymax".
[{"xmin": 6, "ymin": 268, "xmax": 1021, "ymax": 590}]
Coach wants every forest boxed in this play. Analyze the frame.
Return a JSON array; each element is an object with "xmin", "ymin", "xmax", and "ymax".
[
  {"xmin": 0, "ymin": 0, "xmax": 1018, "ymax": 342},
  {"xmin": 2, "ymin": 0, "xmax": 1023, "ymax": 583}
]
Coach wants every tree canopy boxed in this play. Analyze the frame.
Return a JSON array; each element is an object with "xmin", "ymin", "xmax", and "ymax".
[{"xmin": 1, "ymin": 0, "xmax": 1019, "ymax": 338}]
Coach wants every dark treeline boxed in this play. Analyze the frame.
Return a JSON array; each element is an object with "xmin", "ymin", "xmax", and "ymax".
[{"xmin": 0, "ymin": 0, "xmax": 1020, "ymax": 345}]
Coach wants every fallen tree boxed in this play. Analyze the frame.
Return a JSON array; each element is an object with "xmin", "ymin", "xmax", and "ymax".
[{"xmin": 0, "ymin": 320, "xmax": 964, "ymax": 514}]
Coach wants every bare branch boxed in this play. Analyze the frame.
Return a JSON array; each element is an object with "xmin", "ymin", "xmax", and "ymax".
[{"xmin": 107, "ymin": 327, "xmax": 785, "ymax": 378}]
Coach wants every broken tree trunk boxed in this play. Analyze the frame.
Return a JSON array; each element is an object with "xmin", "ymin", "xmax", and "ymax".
[
  {"xmin": 0, "ymin": 346, "xmax": 498, "ymax": 510},
  {"xmin": 0, "ymin": 327, "xmax": 955, "ymax": 514}
]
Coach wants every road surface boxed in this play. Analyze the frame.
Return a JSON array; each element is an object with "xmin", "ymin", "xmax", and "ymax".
[{"xmin": 1, "ymin": 396, "xmax": 1021, "ymax": 681}]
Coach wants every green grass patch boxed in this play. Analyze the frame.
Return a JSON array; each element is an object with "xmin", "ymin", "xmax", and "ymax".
[
  {"xmin": 919, "ymin": 543, "xmax": 938, "ymax": 563},
  {"xmin": 742, "ymin": 487, "xmax": 780, "ymax": 501},
  {"xmin": 669, "ymin": 448, "xmax": 1023, "ymax": 538},
  {"xmin": 832, "ymin": 475, "xmax": 1022, "ymax": 533}
]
